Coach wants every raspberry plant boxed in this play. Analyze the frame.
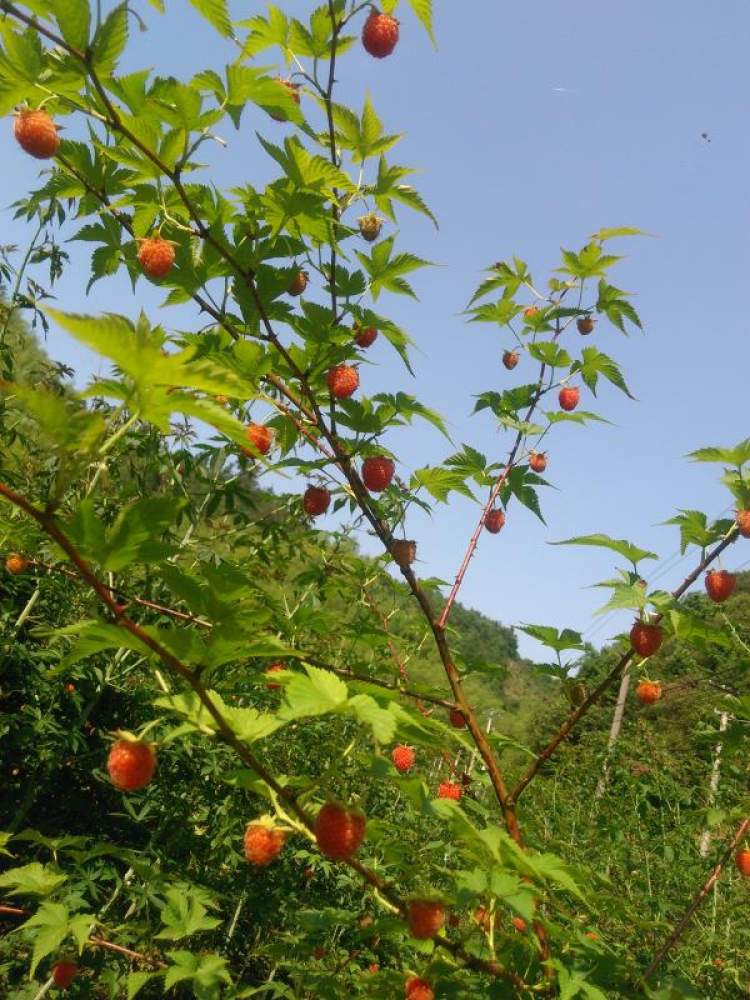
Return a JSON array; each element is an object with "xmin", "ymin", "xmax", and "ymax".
[{"xmin": 0, "ymin": 1, "xmax": 749, "ymax": 997}]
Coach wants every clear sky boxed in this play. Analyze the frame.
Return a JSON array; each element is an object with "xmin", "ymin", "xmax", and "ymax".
[{"xmin": 2, "ymin": 1, "xmax": 749, "ymax": 661}]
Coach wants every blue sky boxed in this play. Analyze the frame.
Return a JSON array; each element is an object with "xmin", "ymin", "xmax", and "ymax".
[{"xmin": 2, "ymin": 0, "xmax": 749, "ymax": 661}]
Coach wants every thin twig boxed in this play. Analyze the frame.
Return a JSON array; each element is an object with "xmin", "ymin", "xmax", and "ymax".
[{"xmin": 641, "ymin": 817, "xmax": 750, "ymax": 981}]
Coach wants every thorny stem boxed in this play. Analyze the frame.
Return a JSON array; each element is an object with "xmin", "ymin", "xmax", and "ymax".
[
  {"xmin": 641, "ymin": 817, "xmax": 750, "ymax": 982},
  {"xmin": 438, "ymin": 309, "xmax": 569, "ymax": 630}
]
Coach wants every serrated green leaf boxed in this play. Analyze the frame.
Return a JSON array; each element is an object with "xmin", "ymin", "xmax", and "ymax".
[
  {"xmin": 688, "ymin": 439, "xmax": 750, "ymax": 468},
  {"xmin": 551, "ymin": 533, "xmax": 657, "ymax": 567},
  {"xmin": 278, "ymin": 665, "xmax": 348, "ymax": 721},
  {"xmin": 408, "ymin": 0, "xmax": 435, "ymax": 43},
  {"xmin": 53, "ymin": 0, "xmax": 91, "ymax": 49},
  {"xmin": 91, "ymin": 3, "xmax": 128, "ymax": 73},
  {"xmin": 0, "ymin": 864, "xmax": 66, "ymax": 897},
  {"xmin": 188, "ymin": 0, "xmax": 232, "ymax": 37}
]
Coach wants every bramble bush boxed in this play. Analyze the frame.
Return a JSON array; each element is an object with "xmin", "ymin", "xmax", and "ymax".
[{"xmin": 0, "ymin": 1, "xmax": 748, "ymax": 998}]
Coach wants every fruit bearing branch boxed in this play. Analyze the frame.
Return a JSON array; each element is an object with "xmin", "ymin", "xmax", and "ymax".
[
  {"xmin": 1, "ymin": 0, "xmax": 552, "ymax": 859},
  {"xmin": 0, "ymin": 480, "xmax": 524, "ymax": 988},
  {"xmin": 510, "ymin": 525, "xmax": 740, "ymax": 803}
]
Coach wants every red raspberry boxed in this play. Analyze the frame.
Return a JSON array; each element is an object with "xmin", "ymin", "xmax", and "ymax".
[
  {"xmin": 314, "ymin": 802, "xmax": 365, "ymax": 861},
  {"xmin": 485, "ymin": 509, "xmax": 506, "ymax": 534},
  {"xmin": 736, "ymin": 511, "xmax": 750, "ymax": 538},
  {"xmin": 367, "ymin": 963, "xmax": 379, "ymax": 974},
  {"xmin": 14, "ymin": 109, "xmax": 60, "ymax": 159},
  {"xmin": 243, "ymin": 821, "xmax": 286, "ymax": 865},
  {"xmin": 736, "ymin": 849, "xmax": 750, "ymax": 876},
  {"xmin": 137, "ymin": 237, "xmax": 175, "ymax": 279},
  {"xmin": 448, "ymin": 708, "xmax": 466, "ymax": 729},
  {"xmin": 288, "ymin": 270, "xmax": 308, "ymax": 296},
  {"xmin": 407, "ymin": 900, "xmax": 446, "ymax": 939},
  {"xmin": 511, "ymin": 916, "xmax": 527, "ymax": 933},
  {"xmin": 313, "ymin": 946, "xmax": 327, "ymax": 960},
  {"xmin": 705, "ymin": 569, "xmax": 736, "ymax": 603},
  {"xmin": 406, "ymin": 977, "xmax": 434, "ymax": 1000},
  {"xmin": 303, "ymin": 485, "xmax": 331, "ymax": 517},
  {"xmin": 355, "ymin": 325, "xmax": 378, "ymax": 348},
  {"xmin": 630, "ymin": 622, "xmax": 663, "ymax": 658},
  {"xmin": 528, "ymin": 451, "xmax": 547, "ymax": 474},
  {"xmin": 243, "ymin": 423, "xmax": 273, "ymax": 457},
  {"xmin": 107, "ymin": 739, "xmax": 156, "ymax": 791},
  {"xmin": 362, "ymin": 456, "xmax": 395, "ymax": 492},
  {"xmin": 327, "ymin": 364, "xmax": 359, "ymax": 399},
  {"xmin": 52, "ymin": 960, "xmax": 77, "ymax": 989},
  {"xmin": 391, "ymin": 745, "xmax": 415, "ymax": 773},
  {"xmin": 523, "ymin": 305, "xmax": 540, "ymax": 318},
  {"xmin": 265, "ymin": 662, "xmax": 286, "ymax": 690},
  {"xmin": 5, "ymin": 553, "xmax": 28, "ymax": 574},
  {"xmin": 558, "ymin": 386, "xmax": 580, "ymax": 411},
  {"xmin": 502, "ymin": 350, "xmax": 519, "ymax": 370},
  {"xmin": 438, "ymin": 781, "xmax": 462, "ymax": 801},
  {"xmin": 362, "ymin": 10, "xmax": 400, "ymax": 58},
  {"xmin": 636, "ymin": 680, "xmax": 661, "ymax": 705}
]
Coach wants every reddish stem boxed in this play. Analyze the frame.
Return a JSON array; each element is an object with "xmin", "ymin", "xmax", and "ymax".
[{"xmin": 641, "ymin": 817, "xmax": 750, "ymax": 982}]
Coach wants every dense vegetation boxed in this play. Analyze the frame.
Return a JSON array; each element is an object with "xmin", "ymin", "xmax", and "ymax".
[{"xmin": 0, "ymin": 1, "xmax": 748, "ymax": 998}]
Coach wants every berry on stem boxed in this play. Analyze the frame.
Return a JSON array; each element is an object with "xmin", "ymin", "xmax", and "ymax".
[
  {"xmin": 448, "ymin": 708, "xmax": 466, "ymax": 728},
  {"xmin": 407, "ymin": 899, "xmax": 446, "ymax": 939},
  {"xmin": 243, "ymin": 423, "xmax": 273, "ymax": 457},
  {"xmin": 362, "ymin": 10, "xmax": 400, "ymax": 58},
  {"xmin": 502, "ymin": 349, "xmax": 519, "ymax": 370},
  {"xmin": 511, "ymin": 916, "xmax": 528, "ymax": 933},
  {"xmin": 736, "ymin": 511, "xmax": 750, "ymax": 538},
  {"xmin": 438, "ymin": 781, "xmax": 462, "ymax": 801},
  {"xmin": 577, "ymin": 315, "xmax": 595, "ymax": 335},
  {"xmin": 52, "ymin": 960, "xmax": 77, "ymax": 989},
  {"xmin": 528, "ymin": 451, "xmax": 547, "ymax": 474},
  {"xmin": 243, "ymin": 819, "xmax": 286, "ymax": 866},
  {"xmin": 635, "ymin": 680, "xmax": 662, "ymax": 705},
  {"xmin": 288, "ymin": 270, "xmax": 308, "ymax": 296},
  {"xmin": 559, "ymin": 386, "xmax": 580, "ymax": 411},
  {"xmin": 630, "ymin": 621, "xmax": 663, "ymax": 658},
  {"xmin": 485, "ymin": 509, "xmax": 505, "ymax": 534},
  {"xmin": 107, "ymin": 739, "xmax": 156, "ymax": 791},
  {"xmin": 315, "ymin": 802, "xmax": 365, "ymax": 860},
  {"xmin": 705, "ymin": 569, "xmax": 736, "ymax": 603},
  {"xmin": 523, "ymin": 305, "xmax": 539, "ymax": 319},
  {"xmin": 137, "ymin": 237, "xmax": 176, "ymax": 279},
  {"xmin": 736, "ymin": 849, "xmax": 750, "ymax": 876},
  {"xmin": 5, "ymin": 553, "xmax": 28, "ymax": 574},
  {"xmin": 354, "ymin": 324, "xmax": 378, "ymax": 348},
  {"xmin": 327, "ymin": 364, "xmax": 359, "ymax": 399},
  {"xmin": 14, "ymin": 108, "xmax": 60, "ymax": 159},
  {"xmin": 392, "ymin": 744, "xmax": 415, "ymax": 773},
  {"xmin": 303, "ymin": 485, "xmax": 331, "ymax": 517},
  {"xmin": 362, "ymin": 456, "xmax": 395, "ymax": 492}
]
